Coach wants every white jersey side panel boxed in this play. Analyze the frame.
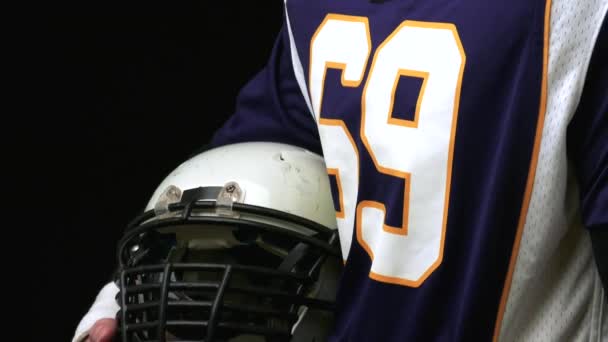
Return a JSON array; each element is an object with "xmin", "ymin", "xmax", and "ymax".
[{"xmin": 499, "ymin": 1, "xmax": 608, "ymax": 341}]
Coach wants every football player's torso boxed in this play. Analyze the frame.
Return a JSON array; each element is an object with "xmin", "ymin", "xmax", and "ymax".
[{"xmin": 283, "ymin": 0, "xmax": 607, "ymax": 341}]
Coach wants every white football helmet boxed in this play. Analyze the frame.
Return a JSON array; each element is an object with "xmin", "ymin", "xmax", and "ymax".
[{"xmin": 115, "ymin": 142, "xmax": 342, "ymax": 342}]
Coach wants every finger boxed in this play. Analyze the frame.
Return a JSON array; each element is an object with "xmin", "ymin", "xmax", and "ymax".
[{"xmin": 88, "ymin": 318, "xmax": 117, "ymax": 342}]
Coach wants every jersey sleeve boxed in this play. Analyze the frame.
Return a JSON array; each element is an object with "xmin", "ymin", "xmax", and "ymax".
[
  {"xmin": 567, "ymin": 13, "xmax": 607, "ymax": 232},
  {"xmin": 209, "ymin": 16, "xmax": 322, "ymax": 155}
]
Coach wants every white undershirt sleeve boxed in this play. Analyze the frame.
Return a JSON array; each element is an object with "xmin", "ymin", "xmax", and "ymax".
[{"xmin": 71, "ymin": 281, "xmax": 120, "ymax": 342}]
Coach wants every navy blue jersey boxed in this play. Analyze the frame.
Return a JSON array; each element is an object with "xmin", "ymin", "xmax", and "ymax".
[{"xmin": 212, "ymin": 0, "xmax": 608, "ymax": 340}]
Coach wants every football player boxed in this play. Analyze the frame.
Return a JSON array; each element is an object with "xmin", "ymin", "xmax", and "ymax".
[{"xmin": 75, "ymin": 0, "xmax": 607, "ymax": 341}]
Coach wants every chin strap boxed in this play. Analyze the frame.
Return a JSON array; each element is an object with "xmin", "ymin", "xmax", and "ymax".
[
  {"xmin": 275, "ymin": 240, "xmax": 343, "ymax": 342},
  {"xmin": 278, "ymin": 243, "xmax": 310, "ymax": 272},
  {"xmin": 290, "ymin": 255, "xmax": 342, "ymax": 342}
]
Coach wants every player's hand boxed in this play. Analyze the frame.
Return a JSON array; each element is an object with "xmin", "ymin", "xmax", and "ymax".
[{"xmin": 85, "ymin": 318, "xmax": 117, "ymax": 342}]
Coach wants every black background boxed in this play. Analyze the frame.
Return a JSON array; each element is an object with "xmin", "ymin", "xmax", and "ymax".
[{"xmin": 29, "ymin": 2, "xmax": 283, "ymax": 341}]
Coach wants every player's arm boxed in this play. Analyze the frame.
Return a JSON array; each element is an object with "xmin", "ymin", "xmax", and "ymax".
[{"xmin": 567, "ymin": 13, "xmax": 607, "ymax": 291}]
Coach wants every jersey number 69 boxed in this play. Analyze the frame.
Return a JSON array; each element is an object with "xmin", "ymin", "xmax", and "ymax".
[{"xmin": 309, "ymin": 14, "xmax": 466, "ymax": 287}]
